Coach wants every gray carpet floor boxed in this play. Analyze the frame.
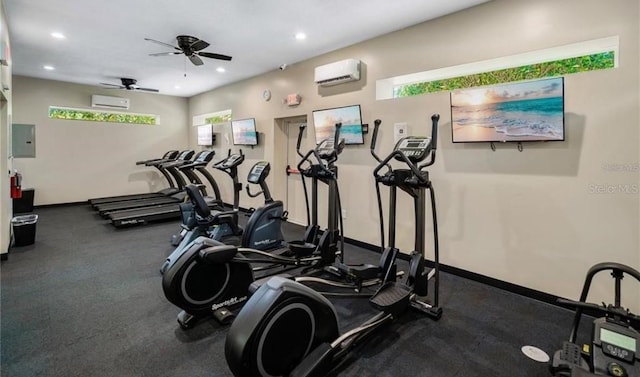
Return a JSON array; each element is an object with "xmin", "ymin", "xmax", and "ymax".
[{"xmin": 1, "ymin": 204, "xmax": 584, "ymax": 376}]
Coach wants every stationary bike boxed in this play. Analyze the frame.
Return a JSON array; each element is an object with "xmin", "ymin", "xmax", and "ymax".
[
  {"xmin": 161, "ymin": 125, "xmax": 350, "ymax": 329},
  {"xmin": 240, "ymin": 160, "xmax": 288, "ymax": 250},
  {"xmin": 550, "ymin": 262, "xmax": 639, "ymax": 377},
  {"xmin": 224, "ymin": 114, "xmax": 442, "ymax": 377},
  {"xmin": 160, "ymin": 150, "xmax": 244, "ymax": 274}
]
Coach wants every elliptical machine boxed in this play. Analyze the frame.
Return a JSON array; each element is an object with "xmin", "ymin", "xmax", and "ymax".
[
  {"xmin": 549, "ymin": 262, "xmax": 639, "ymax": 377},
  {"xmin": 224, "ymin": 114, "xmax": 442, "ymax": 377},
  {"xmin": 160, "ymin": 125, "xmax": 350, "ymax": 329}
]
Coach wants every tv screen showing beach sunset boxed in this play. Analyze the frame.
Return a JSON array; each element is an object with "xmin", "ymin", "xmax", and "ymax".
[
  {"xmin": 450, "ymin": 77, "xmax": 564, "ymax": 143},
  {"xmin": 313, "ymin": 104, "xmax": 364, "ymax": 145},
  {"xmin": 231, "ymin": 118, "xmax": 258, "ymax": 146}
]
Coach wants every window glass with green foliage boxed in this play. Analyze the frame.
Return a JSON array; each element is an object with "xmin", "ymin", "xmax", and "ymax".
[
  {"xmin": 394, "ymin": 51, "xmax": 615, "ymax": 98},
  {"xmin": 49, "ymin": 107, "xmax": 158, "ymax": 125}
]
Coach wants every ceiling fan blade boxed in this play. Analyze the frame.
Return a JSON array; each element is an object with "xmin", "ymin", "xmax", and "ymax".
[
  {"xmin": 137, "ymin": 87, "xmax": 160, "ymax": 93},
  {"xmin": 189, "ymin": 55, "xmax": 204, "ymax": 66},
  {"xmin": 99, "ymin": 82, "xmax": 125, "ymax": 89},
  {"xmin": 190, "ymin": 39, "xmax": 210, "ymax": 52},
  {"xmin": 149, "ymin": 51, "xmax": 183, "ymax": 57},
  {"xmin": 144, "ymin": 38, "xmax": 180, "ymax": 50},
  {"xmin": 198, "ymin": 52, "xmax": 232, "ymax": 61}
]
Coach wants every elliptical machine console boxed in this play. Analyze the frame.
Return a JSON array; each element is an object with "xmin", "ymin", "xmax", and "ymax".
[
  {"xmin": 315, "ymin": 136, "xmax": 345, "ymax": 160},
  {"xmin": 394, "ymin": 137, "xmax": 433, "ymax": 162}
]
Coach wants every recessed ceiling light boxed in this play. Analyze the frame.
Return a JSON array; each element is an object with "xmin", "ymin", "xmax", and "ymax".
[
  {"xmin": 43, "ymin": 65, "xmax": 55, "ymax": 70},
  {"xmin": 295, "ymin": 32, "xmax": 307, "ymax": 41},
  {"xmin": 174, "ymin": 85, "xmax": 181, "ymax": 89},
  {"xmin": 51, "ymin": 32, "xmax": 65, "ymax": 39},
  {"xmin": 216, "ymin": 67, "xmax": 225, "ymax": 73}
]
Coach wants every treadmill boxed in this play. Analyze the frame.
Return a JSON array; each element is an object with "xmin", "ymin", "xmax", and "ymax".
[
  {"xmin": 88, "ymin": 150, "xmax": 180, "ymax": 207},
  {"xmin": 108, "ymin": 150, "xmax": 245, "ymax": 228},
  {"xmin": 94, "ymin": 150, "xmax": 196, "ymax": 215},
  {"xmin": 176, "ymin": 151, "xmax": 224, "ymax": 210}
]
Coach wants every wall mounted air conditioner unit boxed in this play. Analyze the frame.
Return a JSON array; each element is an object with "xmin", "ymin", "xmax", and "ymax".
[
  {"xmin": 314, "ymin": 59, "xmax": 361, "ymax": 87},
  {"xmin": 91, "ymin": 95, "xmax": 130, "ymax": 110}
]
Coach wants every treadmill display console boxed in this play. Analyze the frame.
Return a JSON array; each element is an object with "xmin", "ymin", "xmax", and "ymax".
[
  {"xmin": 195, "ymin": 150, "xmax": 214, "ymax": 162},
  {"xmin": 394, "ymin": 137, "xmax": 433, "ymax": 163},
  {"xmin": 247, "ymin": 161, "xmax": 270, "ymax": 184},
  {"xmin": 177, "ymin": 150, "xmax": 194, "ymax": 160}
]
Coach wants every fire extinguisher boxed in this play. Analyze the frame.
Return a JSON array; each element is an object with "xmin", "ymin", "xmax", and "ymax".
[{"xmin": 10, "ymin": 171, "xmax": 22, "ymax": 199}]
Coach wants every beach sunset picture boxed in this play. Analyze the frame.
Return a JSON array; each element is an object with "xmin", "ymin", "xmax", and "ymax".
[
  {"xmin": 451, "ymin": 77, "xmax": 564, "ymax": 142},
  {"xmin": 312, "ymin": 105, "xmax": 364, "ymax": 145}
]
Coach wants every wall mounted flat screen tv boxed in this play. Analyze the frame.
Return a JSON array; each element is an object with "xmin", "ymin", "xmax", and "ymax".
[
  {"xmin": 231, "ymin": 118, "xmax": 258, "ymax": 146},
  {"xmin": 312, "ymin": 104, "xmax": 364, "ymax": 145},
  {"xmin": 450, "ymin": 77, "xmax": 564, "ymax": 143},
  {"xmin": 197, "ymin": 124, "xmax": 214, "ymax": 146}
]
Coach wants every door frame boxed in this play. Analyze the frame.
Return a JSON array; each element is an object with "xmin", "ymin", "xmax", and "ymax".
[{"xmin": 273, "ymin": 114, "xmax": 307, "ymax": 225}]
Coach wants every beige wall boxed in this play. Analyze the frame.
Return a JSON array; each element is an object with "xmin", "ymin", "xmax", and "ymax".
[
  {"xmin": 11, "ymin": 76, "xmax": 189, "ymax": 204},
  {"xmin": 189, "ymin": 0, "xmax": 640, "ymax": 310}
]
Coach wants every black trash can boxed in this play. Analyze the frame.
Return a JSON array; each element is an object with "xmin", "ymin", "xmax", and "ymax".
[
  {"xmin": 11, "ymin": 214, "xmax": 38, "ymax": 247},
  {"xmin": 13, "ymin": 188, "xmax": 35, "ymax": 214}
]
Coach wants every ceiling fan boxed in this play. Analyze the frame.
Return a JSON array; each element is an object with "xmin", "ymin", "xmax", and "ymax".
[
  {"xmin": 145, "ymin": 35, "xmax": 232, "ymax": 66},
  {"xmin": 100, "ymin": 78, "xmax": 159, "ymax": 93}
]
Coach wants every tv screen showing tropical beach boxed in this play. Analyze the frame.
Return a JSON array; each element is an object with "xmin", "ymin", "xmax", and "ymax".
[
  {"xmin": 231, "ymin": 118, "xmax": 258, "ymax": 146},
  {"xmin": 312, "ymin": 104, "xmax": 364, "ymax": 145},
  {"xmin": 450, "ymin": 77, "xmax": 564, "ymax": 143}
]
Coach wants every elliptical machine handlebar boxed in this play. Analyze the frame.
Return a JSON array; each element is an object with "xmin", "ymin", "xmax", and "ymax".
[
  {"xmin": 296, "ymin": 124, "xmax": 306, "ymax": 159},
  {"xmin": 370, "ymin": 119, "xmax": 391, "ymax": 174},
  {"xmin": 333, "ymin": 122, "xmax": 342, "ymax": 155},
  {"xmin": 298, "ymin": 123, "xmax": 343, "ymax": 178},
  {"xmin": 373, "ymin": 150, "xmax": 428, "ymax": 184},
  {"xmin": 418, "ymin": 114, "xmax": 440, "ymax": 170},
  {"xmin": 312, "ymin": 122, "xmax": 342, "ymax": 166},
  {"xmin": 372, "ymin": 114, "xmax": 440, "ymax": 183}
]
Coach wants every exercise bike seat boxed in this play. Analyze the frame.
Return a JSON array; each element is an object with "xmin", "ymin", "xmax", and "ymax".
[{"xmin": 198, "ymin": 244, "xmax": 239, "ymax": 264}]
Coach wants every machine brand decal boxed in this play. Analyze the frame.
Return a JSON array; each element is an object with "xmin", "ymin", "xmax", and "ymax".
[
  {"xmin": 118, "ymin": 219, "xmax": 143, "ymax": 225},
  {"xmin": 212, "ymin": 296, "xmax": 247, "ymax": 311},
  {"xmin": 253, "ymin": 239, "xmax": 275, "ymax": 246}
]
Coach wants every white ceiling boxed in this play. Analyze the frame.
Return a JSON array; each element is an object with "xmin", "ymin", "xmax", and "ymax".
[{"xmin": 5, "ymin": 0, "xmax": 490, "ymax": 97}]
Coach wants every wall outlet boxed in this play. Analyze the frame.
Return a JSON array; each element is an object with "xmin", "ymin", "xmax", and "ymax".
[{"xmin": 341, "ymin": 209, "xmax": 347, "ymax": 219}]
